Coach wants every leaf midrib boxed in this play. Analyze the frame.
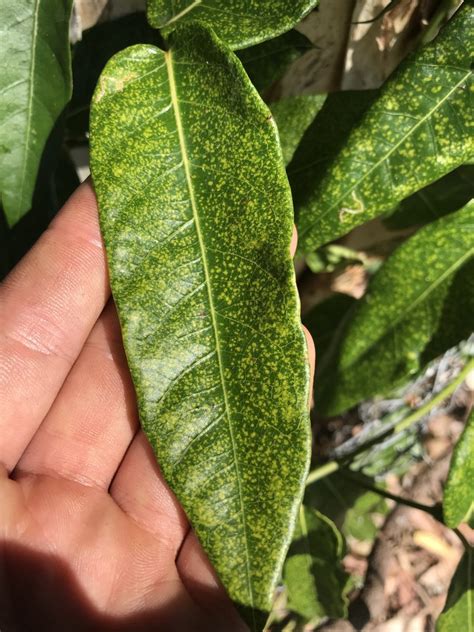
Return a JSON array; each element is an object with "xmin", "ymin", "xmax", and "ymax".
[
  {"xmin": 299, "ymin": 68, "xmax": 472, "ymax": 239},
  {"xmin": 161, "ymin": 0, "xmax": 202, "ymax": 28},
  {"xmin": 164, "ymin": 49, "xmax": 255, "ymax": 622},
  {"xmin": 342, "ymin": 244, "xmax": 474, "ymax": 369}
]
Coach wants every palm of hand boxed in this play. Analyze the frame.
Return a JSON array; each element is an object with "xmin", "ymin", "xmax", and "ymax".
[{"xmin": 0, "ymin": 184, "xmax": 245, "ymax": 632}]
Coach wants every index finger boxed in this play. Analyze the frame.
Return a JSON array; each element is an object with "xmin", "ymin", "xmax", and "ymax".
[{"xmin": 0, "ymin": 181, "xmax": 110, "ymax": 472}]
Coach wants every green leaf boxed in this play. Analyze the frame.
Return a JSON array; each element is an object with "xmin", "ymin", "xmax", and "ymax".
[
  {"xmin": 385, "ymin": 165, "xmax": 474, "ymax": 230},
  {"xmin": 444, "ymin": 410, "xmax": 474, "ymax": 529},
  {"xmin": 290, "ymin": 4, "xmax": 474, "ymax": 253},
  {"xmin": 90, "ymin": 24, "xmax": 311, "ymax": 629},
  {"xmin": 270, "ymin": 95, "xmax": 326, "ymax": 166},
  {"xmin": 147, "ymin": 0, "xmax": 320, "ymax": 50},
  {"xmin": 436, "ymin": 549, "xmax": 474, "ymax": 632},
  {"xmin": 68, "ymin": 12, "xmax": 164, "ymax": 138},
  {"xmin": 317, "ymin": 202, "xmax": 474, "ymax": 416},
  {"xmin": 0, "ymin": 0, "xmax": 73, "ymax": 227},
  {"xmin": 306, "ymin": 474, "xmax": 389, "ymax": 542},
  {"xmin": 1, "ymin": 114, "xmax": 78, "ymax": 278},
  {"xmin": 283, "ymin": 506, "xmax": 348, "ymax": 623},
  {"xmin": 237, "ymin": 30, "xmax": 313, "ymax": 94}
]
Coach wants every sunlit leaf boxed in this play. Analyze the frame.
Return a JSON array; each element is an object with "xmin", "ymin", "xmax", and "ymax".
[
  {"xmin": 90, "ymin": 24, "xmax": 311, "ymax": 629},
  {"xmin": 147, "ymin": 0, "xmax": 320, "ymax": 49},
  {"xmin": 316, "ymin": 202, "xmax": 474, "ymax": 415},
  {"xmin": 290, "ymin": 4, "xmax": 473, "ymax": 253}
]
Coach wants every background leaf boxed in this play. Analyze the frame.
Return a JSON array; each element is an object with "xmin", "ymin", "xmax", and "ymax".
[
  {"xmin": 146, "ymin": 0, "xmax": 320, "ymax": 49},
  {"xmin": 444, "ymin": 409, "xmax": 474, "ymax": 528},
  {"xmin": 237, "ymin": 30, "xmax": 313, "ymax": 94},
  {"xmin": 270, "ymin": 95, "xmax": 326, "ymax": 166},
  {"xmin": 306, "ymin": 475, "xmax": 389, "ymax": 543},
  {"xmin": 90, "ymin": 24, "xmax": 311, "ymax": 628},
  {"xmin": 283, "ymin": 506, "xmax": 348, "ymax": 623},
  {"xmin": 0, "ymin": 114, "xmax": 78, "ymax": 278},
  {"xmin": 290, "ymin": 4, "xmax": 474, "ymax": 253},
  {"xmin": 316, "ymin": 202, "xmax": 474, "ymax": 415},
  {"xmin": 0, "ymin": 0, "xmax": 73, "ymax": 226},
  {"xmin": 385, "ymin": 165, "xmax": 474, "ymax": 231},
  {"xmin": 436, "ymin": 549, "xmax": 474, "ymax": 632}
]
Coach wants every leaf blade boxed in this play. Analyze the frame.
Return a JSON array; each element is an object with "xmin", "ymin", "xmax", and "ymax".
[
  {"xmin": 0, "ymin": 0, "xmax": 73, "ymax": 226},
  {"xmin": 147, "ymin": 0, "xmax": 319, "ymax": 49},
  {"xmin": 291, "ymin": 4, "xmax": 474, "ymax": 253},
  {"xmin": 316, "ymin": 202, "xmax": 474, "ymax": 415},
  {"xmin": 90, "ymin": 25, "xmax": 311, "ymax": 627},
  {"xmin": 283, "ymin": 506, "xmax": 348, "ymax": 623}
]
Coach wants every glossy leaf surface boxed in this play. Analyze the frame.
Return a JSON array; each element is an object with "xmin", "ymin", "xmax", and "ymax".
[
  {"xmin": 283, "ymin": 506, "xmax": 348, "ymax": 622},
  {"xmin": 317, "ymin": 203, "xmax": 474, "ymax": 415},
  {"xmin": 147, "ymin": 0, "xmax": 319, "ymax": 49},
  {"xmin": 0, "ymin": 0, "xmax": 73, "ymax": 226},
  {"xmin": 444, "ymin": 410, "xmax": 474, "ymax": 528},
  {"xmin": 237, "ymin": 30, "xmax": 312, "ymax": 94},
  {"xmin": 436, "ymin": 549, "xmax": 474, "ymax": 632},
  {"xmin": 270, "ymin": 95, "xmax": 326, "ymax": 166},
  {"xmin": 90, "ymin": 24, "xmax": 311, "ymax": 628},
  {"xmin": 290, "ymin": 4, "xmax": 474, "ymax": 253}
]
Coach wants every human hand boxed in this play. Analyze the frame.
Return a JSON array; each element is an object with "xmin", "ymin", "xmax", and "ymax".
[{"xmin": 0, "ymin": 181, "xmax": 315, "ymax": 631}]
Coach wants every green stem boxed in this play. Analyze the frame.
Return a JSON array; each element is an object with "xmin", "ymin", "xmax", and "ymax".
[
  {"xmin": 339, "ymin": 469, "xmax": 444, "ymax": 521},
  {"xmin": 306, "ymin": 358, "xmax": 474, "ymax": 487}
]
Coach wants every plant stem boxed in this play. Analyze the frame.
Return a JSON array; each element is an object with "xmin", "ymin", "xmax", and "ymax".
[
  {"xmin": 339, "ymin": 469, "xmax": 444, "ymax": 521},
  {"xmin": 306, "ymin": 358, "xmax": 474, "ymax": 487}
]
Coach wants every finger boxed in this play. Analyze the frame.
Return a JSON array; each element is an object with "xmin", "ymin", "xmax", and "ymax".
[
  {"xmin": 110, "ymin": 431, "xmax": 189, "ymax": 551},
  {"xmin": 303, "ymin": 325, "xmax": 316, "ymax": 409},
  {"xmin": 14, "ymin": 302, "xmax": 138, "ymax": 489},
  {"xmin": 290, "ymin": 225, "xmax": 297, "ymax": 258},
  {"xmin": 290, "ymin": 226, "xmax": 316, "ymax": 404},
  {"xmin": 0, "ymin": 182, "xmax": 110, "ymax": 472}
]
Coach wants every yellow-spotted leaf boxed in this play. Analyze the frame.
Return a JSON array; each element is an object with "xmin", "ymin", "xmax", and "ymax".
[
  {"xmin": 290, "ymin": 4, "xmax": 474, "ymax": 253},
  {"xmin": 147, "ymin": 0, "xmax": 319, "ymax": 50},
  {"xmin": 90, "ymin": 24, "xmax": 311, "ymax": 630},
  {"xmin": 317, "ymin": 202, "xmax": 474, "ymax": 415}
]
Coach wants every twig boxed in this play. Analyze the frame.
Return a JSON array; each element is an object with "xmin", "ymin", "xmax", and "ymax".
[
  {"xmin": 306, "ymin": 358, "xmax": 474, "ymax": 486},
  {"xmin": 338, "ymin": 468, "xmax": 444, "ymax": 521}
]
